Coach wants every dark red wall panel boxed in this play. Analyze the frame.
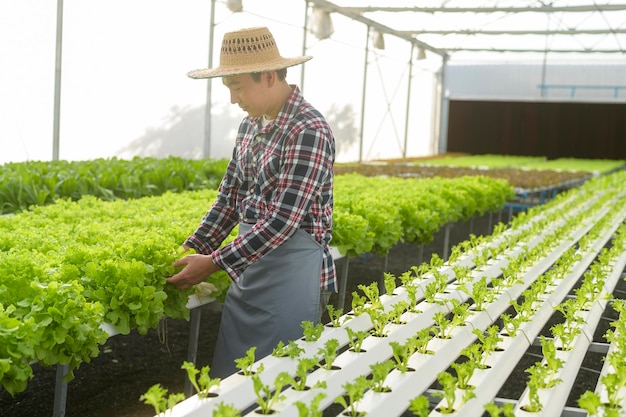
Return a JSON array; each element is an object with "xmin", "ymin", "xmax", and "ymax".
[{"xmin": 446, "ymin": 100, "xmax": 626, "ymax": 159}]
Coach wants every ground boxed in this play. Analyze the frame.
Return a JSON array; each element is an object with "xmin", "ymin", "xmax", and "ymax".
[{"xmin": 0, "ymin": 211, "xmax": 614, "ymax": 417}]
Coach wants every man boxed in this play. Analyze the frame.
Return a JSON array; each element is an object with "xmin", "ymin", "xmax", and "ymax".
[{"xmin": 166, "ymin": 26, "xmax": 336, "ymax": 378}]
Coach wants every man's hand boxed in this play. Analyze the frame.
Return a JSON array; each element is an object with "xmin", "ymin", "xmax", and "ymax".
[{"xmin": 167, "ymin": 254, "xmax": 221, "ymax": 290}]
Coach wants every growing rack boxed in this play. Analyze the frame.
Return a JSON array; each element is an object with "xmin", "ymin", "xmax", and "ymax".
[{"xmin": 156, "ymin": 170, "xmax": 626, "ymax": 417}]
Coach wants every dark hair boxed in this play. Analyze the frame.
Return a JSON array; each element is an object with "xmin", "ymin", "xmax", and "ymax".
[{"xmin": 251, "ymin": 68, "xmax": 287, "ymax": 82}]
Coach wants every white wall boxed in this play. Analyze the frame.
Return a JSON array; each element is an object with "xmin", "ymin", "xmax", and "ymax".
[{"xmin": 446, "ymin": 60, "xmax": 626, "ymax": 103}]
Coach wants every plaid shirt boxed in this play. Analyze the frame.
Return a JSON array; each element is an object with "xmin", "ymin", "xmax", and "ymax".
[{"xmin": 186, "ymin": 86, "xmax": 336, "ymax": 291}]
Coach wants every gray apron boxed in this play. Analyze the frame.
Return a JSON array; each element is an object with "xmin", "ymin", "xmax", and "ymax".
[{"xmin": 210, "ymin": 223, "xmax": 323, "ymax": 378}]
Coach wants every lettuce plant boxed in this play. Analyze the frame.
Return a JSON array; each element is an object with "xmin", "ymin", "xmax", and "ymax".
[
  {"xmin": 235, "ymin": 347, "xmax": 258, "ymax": 376},
  {"xmin": 415, "ymin": 327, "xmax": 435, "ymax": 355},
  {"xmin": 272, "ymin": 340, "xmax": 304, "ymax": 359},
  {"xmin": 301, "ymin": 321, "xmax": 324, "ymax": 342},
  {"xmin": 317, "ymin": 338, "xmax": 340, "ymax": 370},
  {"xmin": 213, "ymin": 402, "xmax": 242, "ymax": 417},
  {"xmin": 287, "ymin": 357, "xmax": 325, "ymax": 391},
  {"xmin": 326, "ymin": 305, "xmax": 347, "ymax": 328},
  {"xmin": 433, "ymin": 371, "xmax": 475, "ymax": 414},
  {"xmin": 295, "ymin": 392, "xmax": 326, "ymax": 417},
  {"xmin": 383, "ymin": 272, "xmax": 397, "ymax": 296},
  {"xmin": 334, "ymin": 375, "xmax": 370, "ymax": 417},
  {"xmin": 139, "ymin": 384, "xmax": 185, "ymax": 417},
  {"xmin": 367, "ymin": 308, "xmax": 390, "ymax": 337},
  {"xmin": 369, "ymin": 360, "xmax": 395, "ymax": 392},
  {"xmin": 409, "ymin": 395, "xmax": 430, "ymax": 417},
  {"xmin": 389, "ymin": 337, "xmax": 417, "ymax": 373},
  {"xmin": 181, "ymin": 361, "xmax": 220, "ymax": 398},
  {"xmin": 388, "ymin": 300, "xmax": 409, "ymax": 325},
  {"xmin": 358, "ymin": 282, "xmax": 382, "ymax": 310},
  {"xmin": 483, "ymin": 401, "xmax": 514, "ymax": 417},
  {"xmin": 251, "ymin": 369, "xmax": 290, "ymax": 414},
  {"xmin": 345, "ymin": 327, "xmax": 369, "ymax": 353},
  {"xmin": 351, "ymin": 292, "xmax": 367, "ymax": 316}
]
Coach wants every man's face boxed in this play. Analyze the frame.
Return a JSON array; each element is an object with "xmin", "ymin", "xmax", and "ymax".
[{"xmin": 222, "ymin": 73, "xmax": 268, "ymax": 118}]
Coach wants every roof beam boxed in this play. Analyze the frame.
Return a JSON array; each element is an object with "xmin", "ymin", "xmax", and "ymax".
[
  {"xmin": 306, "ymin": 0, "xmax": 448, "ymax": 57},
  {"xmin": 400, "ymin": 29, "xmax": 626, "ymax": 36},
  {"xmin": 338, "ymin": 5, "xmax": 626, "ymax": 13}
]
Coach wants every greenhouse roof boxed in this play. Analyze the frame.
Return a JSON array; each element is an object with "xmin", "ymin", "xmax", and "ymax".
[{"xmin": 310, "ymin": 0, "xmax": 626, "ymax": 60}]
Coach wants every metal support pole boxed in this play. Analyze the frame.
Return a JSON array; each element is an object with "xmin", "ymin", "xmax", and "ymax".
[
  {"xmin": 358, "ymin": 26, "xmax": 370, "ymax": 162},
  {"xmin": 443, "ymin": 223, "xmax": 451, "ymax": 261},
  {"xmin": 437, "ymin": 56, "xmax": 449, "ymax": 154},
  {"xmin": 203, "ymin": 0, "xmax": 217, "ymax": 158},
  {"xmin": 300, "ymin": 1, "xmax": 310, "ymax": 91},
  {"xmin": 418, "ymin": 244, "xmax": 424, "ymax": 265},
  {"xmin": 337, "ymin": 257, "xmax": 350, "ymax": 311},
  {"xmin": 52, "ymin": 0, "xmax": 64, "ymax": 161},
  {"xmin": 184, "ymin": 308, "xmax": 203, "ymax": 397},
  {"xmin": 402, "ymin": 44, "xmax": 415, "ymax": 158},
  {"xmin": 53, "ymin": 364, "xmax": 69, "ymax": 417}
]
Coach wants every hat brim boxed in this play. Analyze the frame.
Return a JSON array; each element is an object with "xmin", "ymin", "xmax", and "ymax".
[{"xmin": 187, "ymin": 55, "xmax": 312, "ymax": 79}]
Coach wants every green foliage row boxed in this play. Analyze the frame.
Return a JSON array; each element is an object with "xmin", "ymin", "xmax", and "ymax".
[
  {"xmin": 0, "ymin": 190, "xmax": 227, "ymax": 395},
  {"xmin": 522, "ymin": 157, "xmax": 626, "ymax": 174},
  {"xmin": 333, "ymin": 174, "xmax": 515, "ymax": 257},
  {"xmin": 417, "ymin": 154, "xmax": 625, "ymax": 173},
  {"xmin": 416, "ymin": 154, "xmax": 547, "ymax": 168},
  {"xmin": 0, "ymin": 156, "xmax": 229, "ymax": 214}
]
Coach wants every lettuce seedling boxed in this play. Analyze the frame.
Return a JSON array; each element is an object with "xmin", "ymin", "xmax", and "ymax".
[
  {"xmin": 139, "ymin": 383, "xmax": 185, "ymax": 417},
  {"xmin": 317, "ymin": 338, "xmax": 340, "ymax": 370},
  {"xmin": 577, "ymin": 391, "xmax": 602, "ymax": 416},
  {"xmin": 483, "ymin": 401, "xmax": 514, "ymax": 417},
  {"xmin": 295, "ymin": 392, "xmax": 327, "ymax": 417},
  {"xmin": 272, "ymin": 340, "xmax": 304, "ymax": 359},
  {"xmin": 358, "ymin": 282, "xmax": 382, "ymax": 309},
  {"xmin": 251, "ymin": 369, "xmax": 290, "ymax": 414},
  {"xmin": 334, "ymin": 375, "xmax": 370, "ymax": 417},
  {"xmin": 450, "ymin": 300, "xmax": 470, "ymax": 328},
  {"xmin": 326, "ymin": 305, "xmax": 348, "ymax": 327},
  {"xmin": 452, "ymin": 265, "xmax": 472, "ymax": 285},
  {"xmin": 388, "ymin": 300, "xmax": 409, "ymax": 325},
  {"xmin": 181, "ymin": 361, "xmax": 220, "ymax": 398},
  {"xmin": 473, "ymin": 325, "xmax": 502, "ymax": 367},
  {"xmin": 287, "ymin": 357, "xmax": 325, "ymax": 391},
  {"xmin": 235, "ymin": 347, "xmax": 257, "ymax": 376},
  {"xmin": 383, "ymin": 272, "xmax": 397, "ymax": 295},
  {"xmin": 451, "ymin": 360, "xmax": 477, "ymax": 390},
  {"xmin": 351, "ymin": 291, "xmax": 367, "ymax": 316},
  {"xmin": 301, "ymin": 321, "xmax": 324, "ymax": 342},
  {"xmin": 409, "ymin": 395, "xmax": 430, "ymax": 417},
  {"xmin": 213, "ymin": 402, "xmax": 241, "ymax": 417},
  {"xmin": 433, "ymin": 371, "xmax": 475, "ymax": 414},
  {"xmin": 415, "ymin": 327, "xmax": 435, "ymax": 355},
  {"xmin": 433, "ymin": 312, "xmax": 453, "ymax": 339},
  {"xmin": 369, "ymin": 360, "xmax": 395, "ymax": 392},
  {"xmin": 367, "ymin": 308, "xmax": 389, "ymax": 337},
  {"xmin": 345, "ymin": 327, "xmax": 369, "ymax": 353}
]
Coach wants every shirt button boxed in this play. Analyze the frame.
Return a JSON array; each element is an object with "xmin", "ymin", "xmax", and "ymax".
[{"xmin": 249, "ymin": 187, "xmax": 255, "ymax": 193}]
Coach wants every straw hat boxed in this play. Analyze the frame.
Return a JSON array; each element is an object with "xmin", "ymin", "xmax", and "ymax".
[{"xmin": 187, "ymin": 27, "xmax": 312, "ymax": 79}]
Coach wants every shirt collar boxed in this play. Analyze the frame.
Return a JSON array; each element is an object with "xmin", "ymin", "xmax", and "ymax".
[{"xmin": 254, "ymin": 85, "xmax": 303, "ymax": 134}]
